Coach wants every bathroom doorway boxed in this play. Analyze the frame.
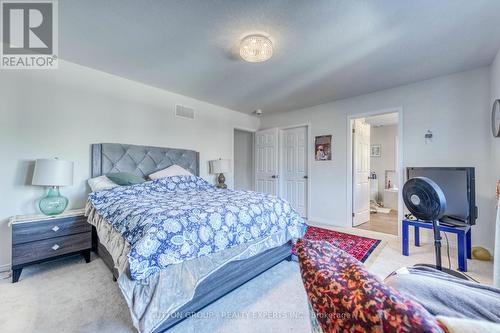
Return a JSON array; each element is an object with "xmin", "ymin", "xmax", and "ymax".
[{"xmin": 350, "ymin": 111, "xmax": 401, "ymax": 235}]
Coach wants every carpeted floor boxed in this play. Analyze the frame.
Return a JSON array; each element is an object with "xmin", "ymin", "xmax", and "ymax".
[
  {"xmin": 0, "ymin": 227, "xmax": 493, "ymax": 333},
  {"xmin": 0, "ymin": 256, "xmax": 310, "ymax": 333}
]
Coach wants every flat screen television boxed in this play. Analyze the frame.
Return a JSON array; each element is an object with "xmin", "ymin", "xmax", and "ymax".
[{"xmin": 406, "ymin": 167, "xmax": 477, "ymax": 226}]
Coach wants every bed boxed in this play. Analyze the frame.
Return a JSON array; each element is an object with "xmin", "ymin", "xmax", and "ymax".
[{"xmin": 86, "ymin": 143, "xmax": 304, "ymax": 333}]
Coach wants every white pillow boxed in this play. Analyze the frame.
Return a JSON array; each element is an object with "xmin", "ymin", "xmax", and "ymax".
[
  {"xmin": 148, "ymin": 165, "xmax": 193, "ymax": 180},
  {"xmin": 88, "ymin": 175, "xmax": 118, "ymax": 192}
]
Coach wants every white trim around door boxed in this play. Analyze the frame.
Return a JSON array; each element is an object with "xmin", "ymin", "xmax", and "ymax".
[{"xmin": 346, "ymin": 107, "xmax": 404, "ymax": 236}]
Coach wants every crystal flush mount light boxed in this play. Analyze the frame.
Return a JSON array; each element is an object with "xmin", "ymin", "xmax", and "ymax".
[{"xmin": 239, "ymin": 34, "xmax": 273, "ymax": 63}]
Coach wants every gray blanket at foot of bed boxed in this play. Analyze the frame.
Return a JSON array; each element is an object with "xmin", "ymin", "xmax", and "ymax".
[{"xmin": 385, "ymin": 266, "xmax": 500, "ymax": 323}]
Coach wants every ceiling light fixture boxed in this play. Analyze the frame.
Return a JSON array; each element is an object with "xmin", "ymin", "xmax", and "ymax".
[{"xmin": 239, "ymin": 35, "xmax": 273, "ymax": 63}]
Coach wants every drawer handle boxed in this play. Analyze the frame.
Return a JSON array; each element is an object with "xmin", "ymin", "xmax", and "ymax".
[
  {"xmin": 51, "ymin": 244, "xmax": 60, "ymax": 251},
  {"xmin": 51, "ymin": 225, "xmax": 60, "ymax": 232}
]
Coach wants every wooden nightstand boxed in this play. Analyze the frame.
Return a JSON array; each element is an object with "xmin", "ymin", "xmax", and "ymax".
[{"xmin": 9, "ymin": 209, "xmax": 92, "ymax": 283}]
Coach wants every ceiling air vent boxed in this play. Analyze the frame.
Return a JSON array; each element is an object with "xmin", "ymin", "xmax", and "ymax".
[{"xmin": 175, "ymin": 104, "xmax": 195, "ymax": 120}]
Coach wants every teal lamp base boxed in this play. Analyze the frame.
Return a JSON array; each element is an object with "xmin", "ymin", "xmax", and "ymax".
[{"xmin": 39, "ymin": 187, "xmax": 68, "ymax": 216}]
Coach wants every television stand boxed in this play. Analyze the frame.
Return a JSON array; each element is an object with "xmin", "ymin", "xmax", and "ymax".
[{"xmin": 402, "ymin": 219, "xmax": 471, "ymax": 272}]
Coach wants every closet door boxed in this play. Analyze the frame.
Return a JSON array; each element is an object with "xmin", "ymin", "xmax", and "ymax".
[
  {"xmin": 281, "ymin": 126, "xmax": 308, "ymax": 218},
  {"xmin": 255, "ymin": 128, "xmax": 279, "ymax": 196}
]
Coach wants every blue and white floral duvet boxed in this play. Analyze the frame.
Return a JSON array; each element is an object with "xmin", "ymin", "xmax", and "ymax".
[{"xmin": 88, "ymin": 175, "xmax": 305, "ymax": 280}]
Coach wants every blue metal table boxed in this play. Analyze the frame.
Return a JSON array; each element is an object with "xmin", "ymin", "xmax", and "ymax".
[{"xmin": 402, "ymin": 219, "xmax": 471, "ymax": 272}]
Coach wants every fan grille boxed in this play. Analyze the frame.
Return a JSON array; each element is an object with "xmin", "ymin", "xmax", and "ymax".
[{"xmin": 403, "ymin": 177, "xmax": 446, "ymax": 221}]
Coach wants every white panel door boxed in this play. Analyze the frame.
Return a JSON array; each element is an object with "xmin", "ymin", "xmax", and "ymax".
[
  {"xmin": 255, "ymin": 128, "xmax": 279, "ymax": 196},
  {"xmin": 281, "ymin": 126, "xmax": 308, "ymax": 218},
  {"xmin": 353, "ymin": 119, "xmax": 371, "ymax": 226}
]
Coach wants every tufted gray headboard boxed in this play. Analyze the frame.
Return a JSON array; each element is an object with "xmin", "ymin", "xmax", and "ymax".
[{"xmin": 91, "ymin": 143, "xmax": 199, "ymax": 178}]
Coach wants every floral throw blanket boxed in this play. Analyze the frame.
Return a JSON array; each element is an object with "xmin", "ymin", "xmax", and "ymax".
[
  {"xmin": 88, "ymin": 175, "xmax": 304, "ymax": 280},
  {"xmin": 295, "ymin": 239, "xmax": 446, "ymax": 333}
]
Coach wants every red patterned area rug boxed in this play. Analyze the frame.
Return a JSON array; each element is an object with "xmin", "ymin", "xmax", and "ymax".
[{"xmin": 294, "ymin": 226, "xmax": 382, "ymax": 263}]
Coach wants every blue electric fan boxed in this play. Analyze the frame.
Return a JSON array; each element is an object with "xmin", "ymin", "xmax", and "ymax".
[{"xmin": 402, "ymin": 177, "xmax": 468, "ymax": 279}]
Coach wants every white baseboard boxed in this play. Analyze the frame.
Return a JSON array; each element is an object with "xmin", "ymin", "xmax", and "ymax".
[{"xmin": 0, "ymin": 263, "xmax": 11, "ymax": 272}]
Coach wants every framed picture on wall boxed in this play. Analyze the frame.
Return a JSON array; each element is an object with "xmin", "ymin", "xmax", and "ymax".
[
  {"xmin": 315, "ymin": 135, "xmax": 332, "ymax": 160},
  {"xmin": 371, "ymin": 144, "xmax": 381, "ymax": 157}
]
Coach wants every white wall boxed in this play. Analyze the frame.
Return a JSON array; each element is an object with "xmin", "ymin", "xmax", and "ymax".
[
  {"xmin": 233, "ymin": 130, "xmax": 254, "ymax": 191},
  {"xmin": 0, "ymin": 60, "xmax": 259, "ymax": 270},
  {"xmin": 370, "ymin": 124, "xmax": 398, "ymax": 209},
  {"xmin": 261, "ymin": 68, "xmax": 495, "ymax": 251},
  {"xmin": 491, "ymin": 49, "xmax": 500, "ymax": 180},
  {"xmin": 490, "ymin": 48, "xmax": 500, "ymax": 287}
]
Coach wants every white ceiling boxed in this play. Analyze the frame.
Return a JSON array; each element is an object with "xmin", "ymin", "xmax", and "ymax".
[{"xmin": 60, "ymin": 1, "xmax": 500, "ymax": 114}]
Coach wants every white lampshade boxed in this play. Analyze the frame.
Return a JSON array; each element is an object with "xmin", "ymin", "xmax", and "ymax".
[
  {"xmin": 209, "ymin": 159, "xmax": 231, "ymax": 174},
  {"xmin": 32, "ymin": 158, "xmax": 74, "ymax": 186}
]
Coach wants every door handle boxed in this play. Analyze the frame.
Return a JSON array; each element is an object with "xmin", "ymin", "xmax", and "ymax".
[
  {"xmin": 271, "ymin": 175, "xmax": 279, "ymax": 179},
  {"xmin": 304, "ymin": 176, "xmax": 308, "ymax": 179}
]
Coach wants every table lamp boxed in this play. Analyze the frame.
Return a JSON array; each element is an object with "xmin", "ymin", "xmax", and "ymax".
[
  {"xmin": 32, "ymin": 158, "xmax": 74, "ymax": 215},
  {"xmin": 209, "ymin": 159, "xmax": 231, "ymax": 189}
]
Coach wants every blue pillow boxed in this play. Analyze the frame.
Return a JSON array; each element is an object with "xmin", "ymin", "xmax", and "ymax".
[{"xmin": 106, "ymin": 172, "xmax": 145, "ymax": 186}]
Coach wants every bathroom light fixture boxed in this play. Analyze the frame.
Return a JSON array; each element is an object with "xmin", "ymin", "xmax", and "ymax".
[{"xmin": 240, "ymin": 35, "xmax": 273, "ymax": 63}]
